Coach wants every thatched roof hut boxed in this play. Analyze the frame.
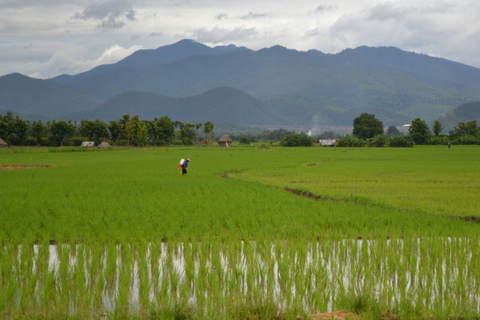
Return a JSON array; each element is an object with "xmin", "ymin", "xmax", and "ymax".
[
  {"xmin": 0, "ymin": 138, "xmax": 7, "ymax": 147},
  {"xmin": 98, "ymin": 142, "xmax": 111, "ymax": 148},
  {"xmin": 217, "ymin": 134, "xmax": 233, "ymax": 147}
]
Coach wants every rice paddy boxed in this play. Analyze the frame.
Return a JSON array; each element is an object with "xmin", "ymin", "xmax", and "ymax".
[{"xmin": 1, "ymin": 145, "xmax": 479, "ymax": 319}]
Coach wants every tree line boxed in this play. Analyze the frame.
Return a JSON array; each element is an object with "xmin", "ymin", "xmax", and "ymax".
[
  {"xmin": 0, "ymin": 112, "xmax": 215, "ymax": 147},
  {"xmin": 342, "ymin": 113, "xmax": 480, "ymax": 147}
]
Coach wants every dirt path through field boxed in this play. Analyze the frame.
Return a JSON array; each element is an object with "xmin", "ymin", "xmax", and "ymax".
[{"xmin": 0, "ymin": 164, "xmax": 54, "ymax": 170}]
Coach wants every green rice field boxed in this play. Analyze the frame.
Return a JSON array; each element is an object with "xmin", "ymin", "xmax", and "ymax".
[{"xmin": 1, "ymin": 145, "xmax": 479, "ymax": 319}]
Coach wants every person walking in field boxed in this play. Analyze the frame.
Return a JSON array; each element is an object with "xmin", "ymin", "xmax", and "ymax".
[{"xmin": 179, "ymin": 158, "xmax": 190, "ymax": 175}]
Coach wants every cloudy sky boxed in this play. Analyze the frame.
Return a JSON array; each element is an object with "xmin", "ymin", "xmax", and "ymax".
[{"xmin": 1, "ymin": 0, "xmax": 479, "ymax": 79}]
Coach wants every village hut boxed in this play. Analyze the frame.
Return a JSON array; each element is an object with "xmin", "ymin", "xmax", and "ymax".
[
  {"xmin": 98, "ymin": 141, "xmax": 111, "ymax": 148},
  {"xmin": 0, "ymin": 138, "xmax": 7, "ymax": 147},
  {"xmin": 217, "ymin": 135, "xmax": 233, "ymax": 147}
]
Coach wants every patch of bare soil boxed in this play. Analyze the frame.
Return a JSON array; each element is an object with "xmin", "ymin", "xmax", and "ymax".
[
  {"xmin": 285, "ymin": 187, "xmax": 324, "ymax": 200},
  {"xmin": 298, "ymin": 310, "xmax": 359, "ymax": 320},
  {"xmin": 449, "ymin": 215, "xmax": 480, "ymax": 224},
  {"xmin": 285, "ymin": 187, "xmax": 352, "ymax": 204},
  {"xmin": 0, "ymin": 164, "xmax": 53, "ymax": 171},
  {"xmin": 221, "ymin": 171, "xmax": 242, "ymax": 178}
]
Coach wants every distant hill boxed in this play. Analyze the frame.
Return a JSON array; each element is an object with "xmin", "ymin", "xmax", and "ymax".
[
  {"xmin": 0, "ymin": 73, "xmax": 103, "ymax": 121},
  {"xmin": 66, "ymin": 87, "xmax": 284, "ymax": 125},
  {"xmin": 437, "ymin": 101, "xmax": 480, "ymax": 131},
  {"xmin": 3, "ymin": 39, "xmax": 480, "ymax": 126},
  {"xmin": 52, "ymin": 39, "xmax": 251, "ymax": 85}
]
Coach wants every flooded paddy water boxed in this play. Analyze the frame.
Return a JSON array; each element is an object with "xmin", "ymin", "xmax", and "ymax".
[{"xmin": 1, "ymin": 237, "xmax": 479, "ymax": 318}]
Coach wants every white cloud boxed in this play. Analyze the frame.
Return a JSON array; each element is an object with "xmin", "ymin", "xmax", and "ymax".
[
  {"xmin": 1, "ymin": 0, "xmax": 480, "ymax": 78},
  {"xmin": 73, "ymin": 0, "xmax": 136, "ymax": 29},
  {"xmin": 190, "ymin": 26, "xmax": 257, "ymax": 45}
]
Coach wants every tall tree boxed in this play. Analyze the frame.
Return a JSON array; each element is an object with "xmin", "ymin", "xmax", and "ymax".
[
  {"xmin": 0, "ymin": 112, "xmax": 15, "ymax": 143},
  {"xmin": 125, "ymin": 114, "xmax": 147, "ymax": 146},
  {"xmin": 203, "ymin": 121, "xmax": 215, "ymax": 145},
  {"xmin": 385, "ymin": 125, "xmax": 401, "ymax": 137},
  {"xmin": 156, "ymin": 116, "xmax": 175, "ymax": 145},
  {"xmin": 195, "ymin": 122, "xmax": 203, "ymax": 144},
  {"xmin": 108, "ymin": 120, "xmax": 123, "ymax": 142},
  {"xmin": 408, "ymin": 118, "xmax": 431, "ymax": 145},
  {"xmin": 31, "ymin": 120, "xmax": 46, "ymax": 145},
  {"xmin": 179, "ymin": 125, "xmax": 196, "ymax": 145},
  {"xmin": 432, "ymin": 120, "xmax": 444, "ymax": 137},
  {"xmin": 12, "ymin": 117, "xmax": 30, "ymax": 145},
  {"xmin": 352, "ymin": 113, "xmax": 384, "ymax": 139},
  {"xmin": 50, "ymin": 120, "xmax": 76, "ymax": 146},
  {"xmin": 454, "ymin": 120, "xmax": 479, "ymax": 137}
]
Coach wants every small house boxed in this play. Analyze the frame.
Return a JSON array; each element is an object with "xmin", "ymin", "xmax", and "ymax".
[
  {"xmin": 81, "ymin": 141, "xmax": 95, "ymax": 147},
  {"xmin": 217, "ymin": 135, "xmax": 233, "ymax": 147},
  {"xmin": 318, "ymin": 139, "xmax": 337, "ymax": 146},
  {"xmin": 0, "ymin": 138, "xmax": 7, "ymax": 147}
]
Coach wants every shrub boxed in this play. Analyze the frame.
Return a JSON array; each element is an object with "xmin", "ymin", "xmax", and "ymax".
[
  {"xmin": 239, "ymin": 136, "xmax": 253, "ymax": 144},
  {"xmin": 367, "ymin": 134, "xmax": 386, "ymax": 147},
  {"xmin": 23, "ymin": 137, "xmax": 37, "ymax": 146},
  {"xmin": 280, "ymin": 134, "xmax": 314, "ymax": 147},
  {"xmin": 453, "ymin": 135, "xmax": 480, "ymax": 145},
  {"xmin": 427, "ymin": 136, "xmax": 447, "ymax": 145},
  {"xmin": 337, "ymin": 135, "xmax": 366, "ymax": 147},
  {"xmin": 116, "ymin": 139, "xmax": 129, "ymax": 146},
  {"xmin": 387, "ymin": 135, "xmax": 414, "ymax": 147},
  {"xmin": 71, "ymin": 137, "xmax": 87, "ymax": 147},
  {"xmin": 46, "ymin": 136, "xmax": 60, "ymax": 147}
]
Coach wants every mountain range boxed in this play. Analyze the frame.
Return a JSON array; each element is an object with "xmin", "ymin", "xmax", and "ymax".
[{"xmin": 1, "ymin": 39, "xmax": 480, "ymax": 128}]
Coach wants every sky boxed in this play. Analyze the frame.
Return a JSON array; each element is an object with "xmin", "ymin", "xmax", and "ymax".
[{"xmin": 1, "ymin": 0, "xmax": 479, "ymax": 79}]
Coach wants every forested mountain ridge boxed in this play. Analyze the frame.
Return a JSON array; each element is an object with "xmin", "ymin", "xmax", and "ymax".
[
  {"xmin": 2, "ymin": 39, "xmax": 480, "ymax": 126},
  {"xmin": 0, "ymin": 73, "xmax": 103, "ymax": 120},
  {"xmin": 66, "ymin": 87, "xmax": 283, "ymax": 126},
  {"xmin": 437, "ymin": 101, "xmax": 480, "ymax": 130}
]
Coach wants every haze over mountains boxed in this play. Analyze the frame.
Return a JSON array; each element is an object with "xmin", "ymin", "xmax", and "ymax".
[{"xmin": 2, "ymin": 39, "xmax": 480, "ymax": 128}]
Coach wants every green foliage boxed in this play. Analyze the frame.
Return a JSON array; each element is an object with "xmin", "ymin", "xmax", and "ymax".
[
  {"xmin": 31, "ymin": 120, "xmax": 47, "ymax": 144},
  {"xmin": 155, "ymin": 116, "xmax": 175, "ymax": 145},
  {"xmin": 203, "ymin": 121, "xmax": 214, "ymax": 144},
  {"xmin": 125, "ymin": 114, "xmax": 148, "ymax": 146},
  {"xmin": 386, "ymin": 135, "xmax": 414, "ymax": 147},
  {"xmin": 385, "ymin": 125, "xmax": 400, "ymax": 137},
  {"xmin": 453, "ymin": 135, "xmax": 480, "ymax": 145},
  {"xmin": 108, "ymin": 120, "xmax": 123, "ymax": 142},
  {"xmin": 239, "ymin": 136, "xmax": 253, "ymax": 144},
  {"xmin": 178, "ymin": 126, "xmax": 196, "ymax": 145},
  {"xmin": 70, "ymin": 137, "xmax": 86, "ymax": 147},
  {"xmin": 454, "ymin": 120, "xmax": 479, "ymax": 137},
  {"xmin": 352, "ymin": 113, "xmax": 384, "ymax": 139},
  {"xmin": 50, "ymin": 120, "xmax": 76, "ymax": 146},
  {"xmin": 78, "ymin": 119, "xmax": 109, "ymax": 145},
  {"xmin": 337, "ymin": 135, "xmax": 367, "ymax": 147},
  {"xmin": 427, "ymin": 136, "xmax": 448, "ymax": 145},
  {"xmin": 408, "ymin": 118, "xmax": 431, "ymax": 145},
  {"xmin": 367, "ymin": 134, "xmax": 386, "ymax": 147},
  {"xmin": 432, "ymin": 120, "xmax": 444, "ymax": 136},
  {"xmin": 280, "ymin": 133, "xmax": 313, "ymax": 146}
]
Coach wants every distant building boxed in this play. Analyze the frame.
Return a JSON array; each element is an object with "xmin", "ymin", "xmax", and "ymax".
[
  {"xmin": 81, "ymin": 141, "xmax": 95, "ymax": 147},
  {"xmin": 0, "ymin": 138, "xmax": 7, "ymax": 147},
  {"xmin": 318, "ymin": 139, "xmax": 337, "ymax": 146},
  {"xmin": 217, "ymin": 135, "xmax": 233, "ymax": 147}
]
